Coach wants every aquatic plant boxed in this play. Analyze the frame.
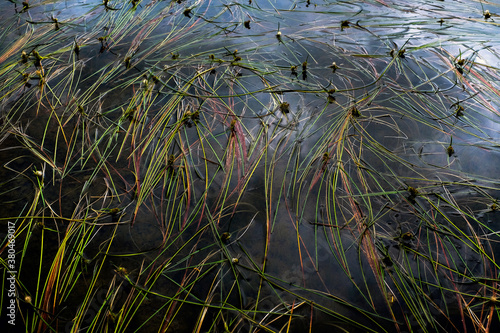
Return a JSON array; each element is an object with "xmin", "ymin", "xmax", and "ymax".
[{"xmin": 1, "ymin": 0, "xmax": 500, "ymax": 332}]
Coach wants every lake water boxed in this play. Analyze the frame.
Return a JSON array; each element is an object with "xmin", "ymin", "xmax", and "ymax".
[{"xmin": 1, "ymin": 0, "xmax": 500, "ymax": 332}]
